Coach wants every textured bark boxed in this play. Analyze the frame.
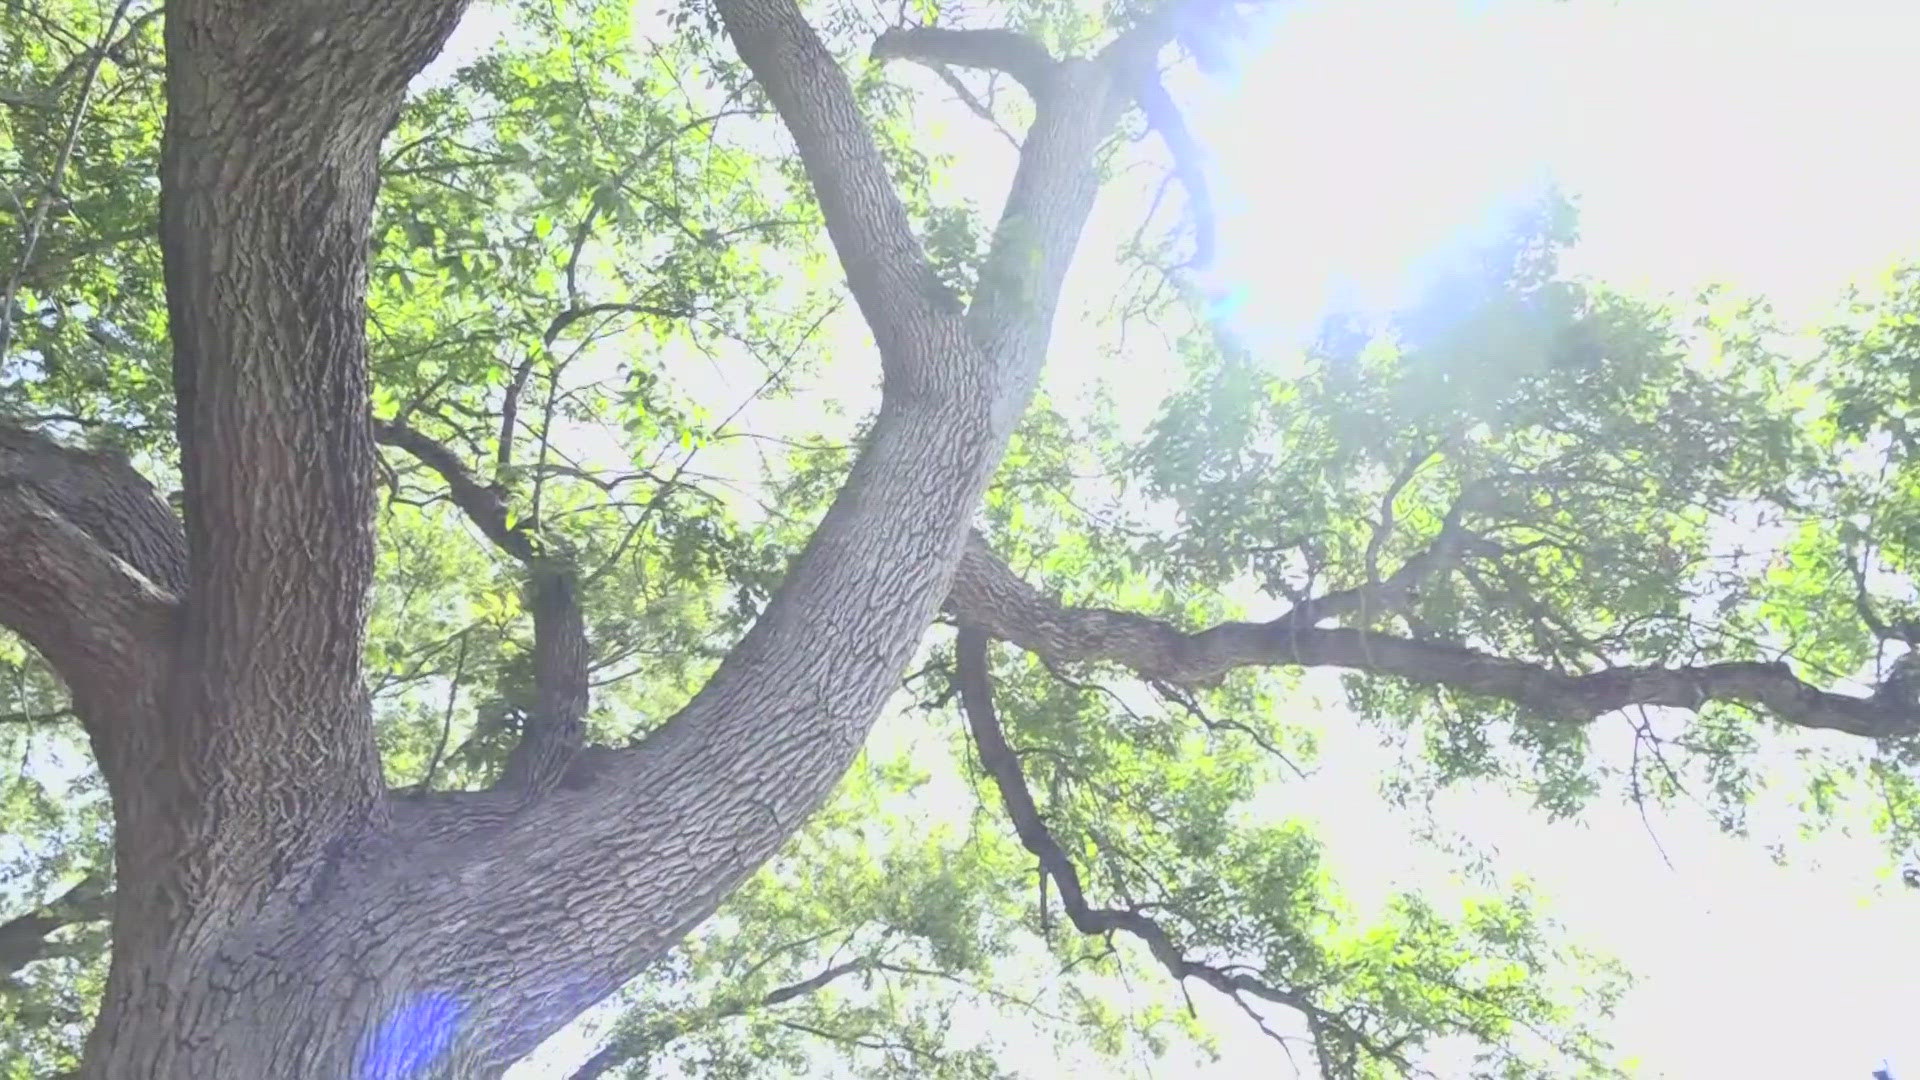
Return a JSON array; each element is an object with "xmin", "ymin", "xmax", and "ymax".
[
  {"xmin": 0, "ymin": 3, "xmax": 1898, "ymax": 1052},
  {"xmin": 0, "ymin": 1, "xmax": 1176, "ymax": 1077},
  {"xmin": 2, "ymin": 1, "xmax": 1899, "ymax": 1069},
  {"xmin": 82, "ymin": 0, "xmax": 475, "ymax": 1074}
]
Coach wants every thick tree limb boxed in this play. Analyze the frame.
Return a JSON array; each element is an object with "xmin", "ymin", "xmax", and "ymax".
[
  {"xmin": 150, "ymin": 0, "xmax": 478, "ymax": 904},
  {"xmin": 954, "ymin": 626, "xmax": 1407, "ymax": 1073},
  {"xmin": 0, "ymin": 425, "xmax": 185, "ymax": 593},
  {"xmin": 498, "ymin": 562, "xmax": 590, "ymax": 792},
  {"xmin": 0, "ymin": 483, "xmax": 175, "ymax": 718},
  {"xmin": 717, "ymin": 0, "xmax": 973, "ymax": 396},
  {"xmin": 329, "ymin": 2, "xmax": 1180, "ymax": 1071},
  {"xmin": 374, "ymin": 419, "xmax": 587, "ymax": 793},
  {"xmin": 948, "ymin": 533, "xmax": 1920, "ymax": 739},
  {"xmin": 870, "ymin": 27, "xmax": 1057, "ymax": 95},
  {"xmin": 0, "ymin": 430, "xmax": 178, "ymax": 781},
  {"xmin": 0, "ymin": 875, "xmax": 111, "ymax": 981}
]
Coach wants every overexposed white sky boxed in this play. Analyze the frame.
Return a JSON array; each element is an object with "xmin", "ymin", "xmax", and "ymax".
[
  {"xmin": 1191, "ymin": 2, "xmax": 1920, "ymax": 1078},
  {"xmin": 1199, "ymin": 0, "xmax": 1920, "ymax": 327},
  {"xmin": 438, "ymin": 0, "xmax": 1920, "ymax": 1076}
]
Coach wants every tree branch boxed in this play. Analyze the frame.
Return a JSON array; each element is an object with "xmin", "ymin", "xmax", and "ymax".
[
  {"xmin": 336, "ymin": 0, "xmax": 1174, "ymax": 1067},
  {"xmin": 1289, "ymin": 496, "xmax": 1495, "ymax": 627},
  {"xmin": 0, "ymin": 875, "xmax": 112, "ymax": 982},
  {"xmin": 716, "ymin": 0, "xmax": 971, "ymax": 397},
  {"xmin": 0, "ymin": 483, "xmax": 175, "ymax": 710},
  {"xmin": 962, "ymin": 8, "xmax": 1192, "ymax": 401},
  {"xmin": 497, "ymin": 561, "xmax": 590, "ymax": 793},
  {"xmin": 150, "ymin": 0, "xmax": 478, "ymax": 888},
  {"xmin": 0, "ymin": 427, "xmax": 178, "ymax": 778},
  {"xmin": 373, "ymin": 419, "xmax": 588, "ymax": 794},
  {"xmin": 947, "ymin": 532, "xmax": 1920, "ymax": 739},
  {"xmin": 954, "ymin": 626, "xmax": 1409, "ymax": 1072},
  {"xmin": 870, "ymin": 27, "xmax": 1057, "ymax": 95},
  {"xmin": 375, "ymin": 419, "xmax": 534, "ymax": 561}
]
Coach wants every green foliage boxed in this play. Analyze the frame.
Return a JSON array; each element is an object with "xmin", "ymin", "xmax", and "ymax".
[{"xmin": 4, "ymin": 0, "xmax": 1918, "ymax": 1077}]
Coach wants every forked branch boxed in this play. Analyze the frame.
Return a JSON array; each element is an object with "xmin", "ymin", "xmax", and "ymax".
[
  {"xmin": 334, "ymin": 0, "xmax": 1183, "ymax": 1065},
  {"xmin": 375, "ymin": 419, "xmax": 588, "ymax": 793},
  {"xmin": 717, "ymin": 0, "xmax": 970, "ymax": 392},
  {"xmin": 954, "ymin": 626, "xmax": 1408, "ymax": 1072}
]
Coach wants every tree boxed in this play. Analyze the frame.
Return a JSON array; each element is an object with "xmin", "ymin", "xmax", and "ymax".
[{"xmin": 4, "ymin": 0, "xmax": 1918, "ymax": 1077}]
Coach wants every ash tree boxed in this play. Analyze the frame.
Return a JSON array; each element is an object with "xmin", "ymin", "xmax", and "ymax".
[{"xmin": 3, "ymin": 0, "xmax": 1918, "ymax": 1077}]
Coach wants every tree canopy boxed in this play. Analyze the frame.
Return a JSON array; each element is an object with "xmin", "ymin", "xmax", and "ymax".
[{"xmin": 3, "ymin": 0, "xmax": 1918, "ymax": 1077}]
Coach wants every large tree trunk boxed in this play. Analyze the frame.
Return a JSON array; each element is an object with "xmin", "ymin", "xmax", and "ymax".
[
  {"xmin": 80, "ymin": 1, "xmax": 473, "ymax": 1075},
  {"xmin": 0, "ymin": 0, "xmax": 1175, "ymax": 1076}
]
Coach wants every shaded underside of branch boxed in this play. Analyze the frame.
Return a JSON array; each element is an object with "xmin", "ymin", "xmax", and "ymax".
[
  {"xmin": 0, "ymin": 425, "xmax": 184, "ymax": 593},
  {"xmin": 0, "ymin": 427, "xmax": 178, "ymax": 783}
]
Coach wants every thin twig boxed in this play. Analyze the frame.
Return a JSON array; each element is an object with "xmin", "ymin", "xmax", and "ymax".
[
  {"xmin": 418, "ymin": 632, "xmax": 472, "ymax": 792},
  {"xmin": 0, "ymin": 0, "xmax": 137, "ymax": 363}
]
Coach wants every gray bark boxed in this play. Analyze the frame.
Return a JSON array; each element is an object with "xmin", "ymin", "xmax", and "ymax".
[{"xmin": 0, "ymin": 0, "xmax": 1173, "ymax": 1076}]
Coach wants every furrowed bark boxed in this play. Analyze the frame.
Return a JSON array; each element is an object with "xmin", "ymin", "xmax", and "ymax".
[
  {"xmin": 0, "ymin": 1, "xmax": 1196, "ymax": 1075},
  {"xmin": 497, "ymin": 562, "xmax": 590, "ymax": 791},
  {"xmin": 159, "ymin": 0, "xmax": 469, "ymax": 879},
  {"xmin": 77, "ymin": 0, "xmax": 470, "ymax": 1075},
  {"xmin": 947, "ymin": 533, "xmax": 1920, "ymax": 739},
  {"xmin": 300, "ymin": 7, "xmax": 1188, "ymax": 1072}
]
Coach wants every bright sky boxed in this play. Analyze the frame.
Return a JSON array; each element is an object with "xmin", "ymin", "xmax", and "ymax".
[
  {"xmin": 471, "ymin": 0, "xmax": 1920, "ymax": 1075},
  {"xmin": 1188, "ymin": 2, "xmax": 1920, "ymax": 1078}
]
